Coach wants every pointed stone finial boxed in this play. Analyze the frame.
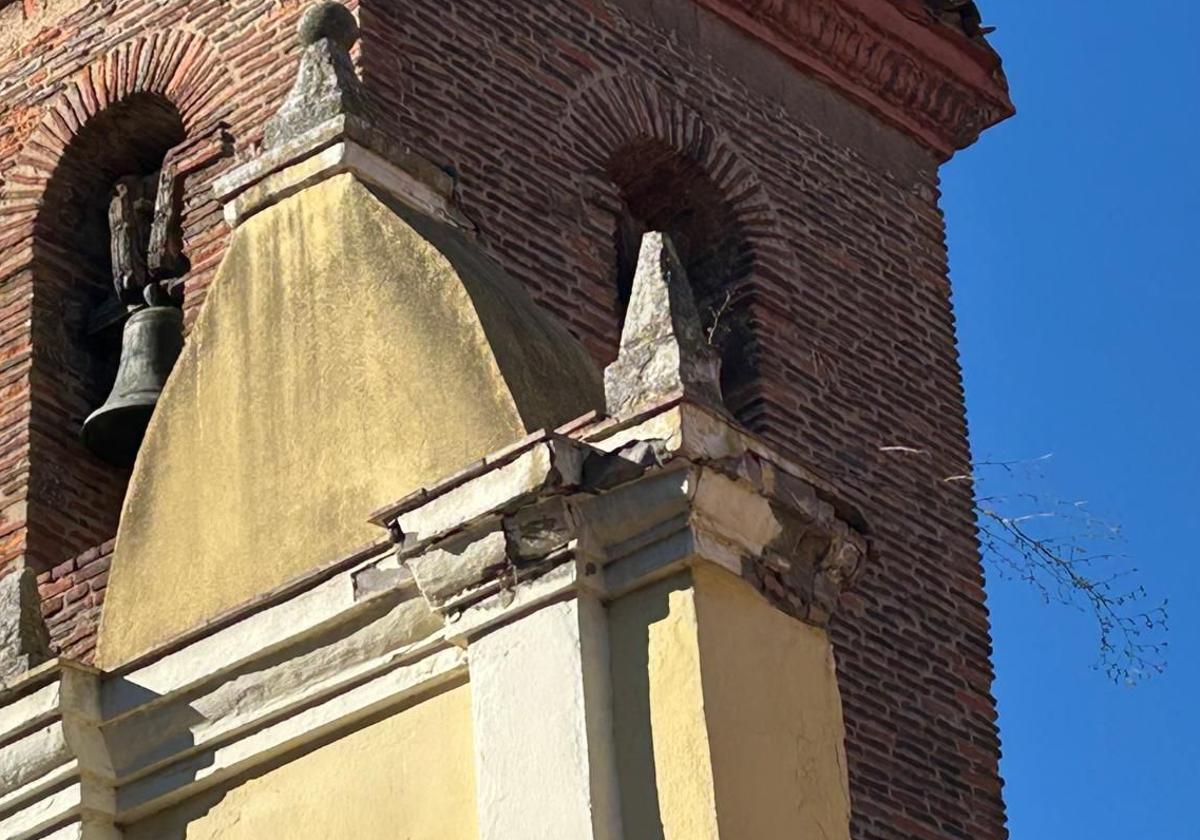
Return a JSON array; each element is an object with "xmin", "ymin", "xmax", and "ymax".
[
  {"xmin": 604, "ymin": 231, "xmax": 725, "ymax": 419},
  {"xmin": 213, "ymin": 0, "xmax": 466, "ymax": 231},
  {"xmin": 263, "ymin": 1, "xmax": 368, "ymax": 149}
]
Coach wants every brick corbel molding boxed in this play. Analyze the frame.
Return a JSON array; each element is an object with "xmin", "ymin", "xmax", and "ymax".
[{"xmin": 693, "ymin": 0, "xmax": 1015, "ymax": 159}]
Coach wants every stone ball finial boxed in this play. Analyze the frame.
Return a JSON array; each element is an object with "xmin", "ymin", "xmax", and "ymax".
[{"xmin": 299, "ymin": 2, "xmax": 359, "ymax": 51}]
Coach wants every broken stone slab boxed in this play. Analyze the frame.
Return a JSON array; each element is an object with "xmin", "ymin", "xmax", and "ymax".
[
  {"xmin": 584, "ymin": 400, "xmax": 867, "ymax": 536},
  {"xmin": 385, "ymin": 438, "xmax": 589, "ymax": 549},
  {"xmin": 580, "ymin": 438, "xmax": 667, "ymax": 491},
  {"xmin": 402, "ymin": 496, "xmax": 582, "ymax": 617},
  {"xmin": 350, "ymin": 553, "xmax": 414, "ymax": 601},
  {"xmin": 408, "ymin": 525, "xmax": 509, "ymax": 611},
  {"xmin": 750, "ymin": 510, "xmax": 867, "ymax": 626},
  {"xmin": 443, "ymin": 561, "xmax": 586, "ymax": 645},
  {"xmin": 586, "ymin": 401, "xmax": 744, "ymax": 466},
  {"xmin": 578, "ymin": 397, "xmax": 872, "ymax": 624},
  {"xmin": 380, "ymin": 398, "xmax": 871, "ymax": 630},
  {"xmin": 573, "ymin": 466, "xmax": 696, "ymax": 560},
  {"xmin": 603, "ymin": 232, "xmax": 724, "ymax": 419},
  {"xmin": 503, "ymin": 497, "xmax": 577, "ymax": 563}
]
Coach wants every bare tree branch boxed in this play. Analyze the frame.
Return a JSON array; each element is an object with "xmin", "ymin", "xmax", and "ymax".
[{"xmin": 883, "ymin": 447, "xmax": 1168, "ymax": 685}]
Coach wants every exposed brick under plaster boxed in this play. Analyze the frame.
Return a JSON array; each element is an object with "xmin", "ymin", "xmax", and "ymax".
[
  {"xmin": 0, "ymin": 2, "xmax": 1006, "ymax": 838},
  {"xmin": 36, "ymin": 538, "xmax": 111, "ymax": 665}
]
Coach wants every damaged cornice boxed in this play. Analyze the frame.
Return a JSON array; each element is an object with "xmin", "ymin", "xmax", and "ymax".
[{"xmin": 693, "ymin": 0, "xmax": 1015, "ymax": 159}]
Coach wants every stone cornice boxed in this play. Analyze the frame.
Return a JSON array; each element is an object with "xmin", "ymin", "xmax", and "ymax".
[
  {"xmin": 694, "ymin": 0, "xmax": 1015, "ymax": 159},
  {"xmin": 367, "ymin": 399, "xmax": 870, "ymax": 631}
]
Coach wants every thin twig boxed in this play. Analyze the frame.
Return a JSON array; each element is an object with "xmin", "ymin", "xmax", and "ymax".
[{"xmin": 883, "ymin": 446, "xmax": 1168, "ymax": 685}]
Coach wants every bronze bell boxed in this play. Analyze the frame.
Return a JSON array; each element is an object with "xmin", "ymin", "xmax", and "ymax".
[{"xmin": 81, "ymin": 305, "xmax": 184, "ymax": 468}]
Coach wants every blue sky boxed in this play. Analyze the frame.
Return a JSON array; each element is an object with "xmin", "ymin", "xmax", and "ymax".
[{"xmin": 942, "ymin": 2, "xmax": 1200, "ymax": 837}]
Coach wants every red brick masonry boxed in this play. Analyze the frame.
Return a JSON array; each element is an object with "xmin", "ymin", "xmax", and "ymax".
[{"xmin": 37, "ymin": 539, "xmax": 112, "ymax": 665}]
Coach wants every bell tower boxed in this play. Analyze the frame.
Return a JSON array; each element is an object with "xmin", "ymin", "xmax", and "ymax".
[{"xmin": 0, "ymin": 1, "xmax": 1013, "ymax": 839}]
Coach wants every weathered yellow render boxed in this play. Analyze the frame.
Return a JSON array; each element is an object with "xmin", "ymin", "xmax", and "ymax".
[
  {"xmin": 98, "ymin": 173, "xmax": 603, "ymax": 668},
  {"xmin": 124, "ymin": 682, "xmax": 478, "ymax": 840},
  {"xmin": 610, "ymin": 566, "xmax": 852, "ymax": 840}
]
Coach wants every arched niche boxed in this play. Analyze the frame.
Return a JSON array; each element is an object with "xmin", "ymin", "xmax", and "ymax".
[
  {"xmin": 605, "ymin": 136, "xmax": 757, "ymax": 405},
  {"xmin": 560, "ymin": 75, "xmax": 782, "ymax": 427},
  {"xmin": 28, "ymin": 93, "xmax": 186, "ymax": 570}
]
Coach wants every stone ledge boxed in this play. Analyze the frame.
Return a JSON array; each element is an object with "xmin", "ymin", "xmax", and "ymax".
[
  {"xmin": 0, "ymin": 661, "xmax": 109, "ymax": 840},
  {"xmin": 0, "ymin": 557, "xmax": 458, "ymax": 835},
  {"xmin": 369, "ymin": 398, "xmax": 870, "ymax": 630},
  {"xmin": 212, "ymin": 108, "xmax": 469, "ymax": 234},
  {"xmin": 114, "ymin": 647, "xmax": 465, "ymax": 823},
  {"xmin": 218, "ymin": 132, "xmax": 463, "ymax": 229},
  {"xmin": 105, "ymin": 537, "xmax": 394, "ymax": 682}
]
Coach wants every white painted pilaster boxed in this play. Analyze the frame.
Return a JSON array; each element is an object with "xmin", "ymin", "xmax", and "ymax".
[{"xmin": 469, "ymin": 596, "xmax": 622, "ymax": 840}]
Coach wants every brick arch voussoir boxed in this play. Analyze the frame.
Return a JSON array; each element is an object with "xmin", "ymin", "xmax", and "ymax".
[
  {"xmin": 0, "ymin": 28, "xmax": 227, "ymax": 274},
  {"xmin": 560, "ymin": 72, "xmax": 781, "ymax": 246}
]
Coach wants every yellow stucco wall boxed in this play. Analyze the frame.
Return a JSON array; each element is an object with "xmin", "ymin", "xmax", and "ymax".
[
  {"xmin": 609, "ymin": 567, "xmax": 851, "ymax": 840},
  {"xmin": 693, "ymin": 564, "xmax": 852, "ymax": 840},
  {"xmin": 98, "ymin": 173, "xmax": 602, "ymax": 668},
  {"xmin": 124, "ymin": 682, "xmax": 478, "ymax": 840},
  {"xmin": 609, "ymin": 575, "xmax": 721, "ymax": 840}
]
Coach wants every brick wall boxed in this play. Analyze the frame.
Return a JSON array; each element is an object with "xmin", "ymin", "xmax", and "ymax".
[
  {"xmin": 37, "ymin": 538, "xmax": 112, "ymax": 665},
  {"xmin": 0, "ymin": 1, "xmax": 1006, "ymax": 838}
]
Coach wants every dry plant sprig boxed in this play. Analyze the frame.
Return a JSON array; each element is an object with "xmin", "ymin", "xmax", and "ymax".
[{"xmin": 883, "ymin": 447, "xmax": 1168, "ymax": 685}]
